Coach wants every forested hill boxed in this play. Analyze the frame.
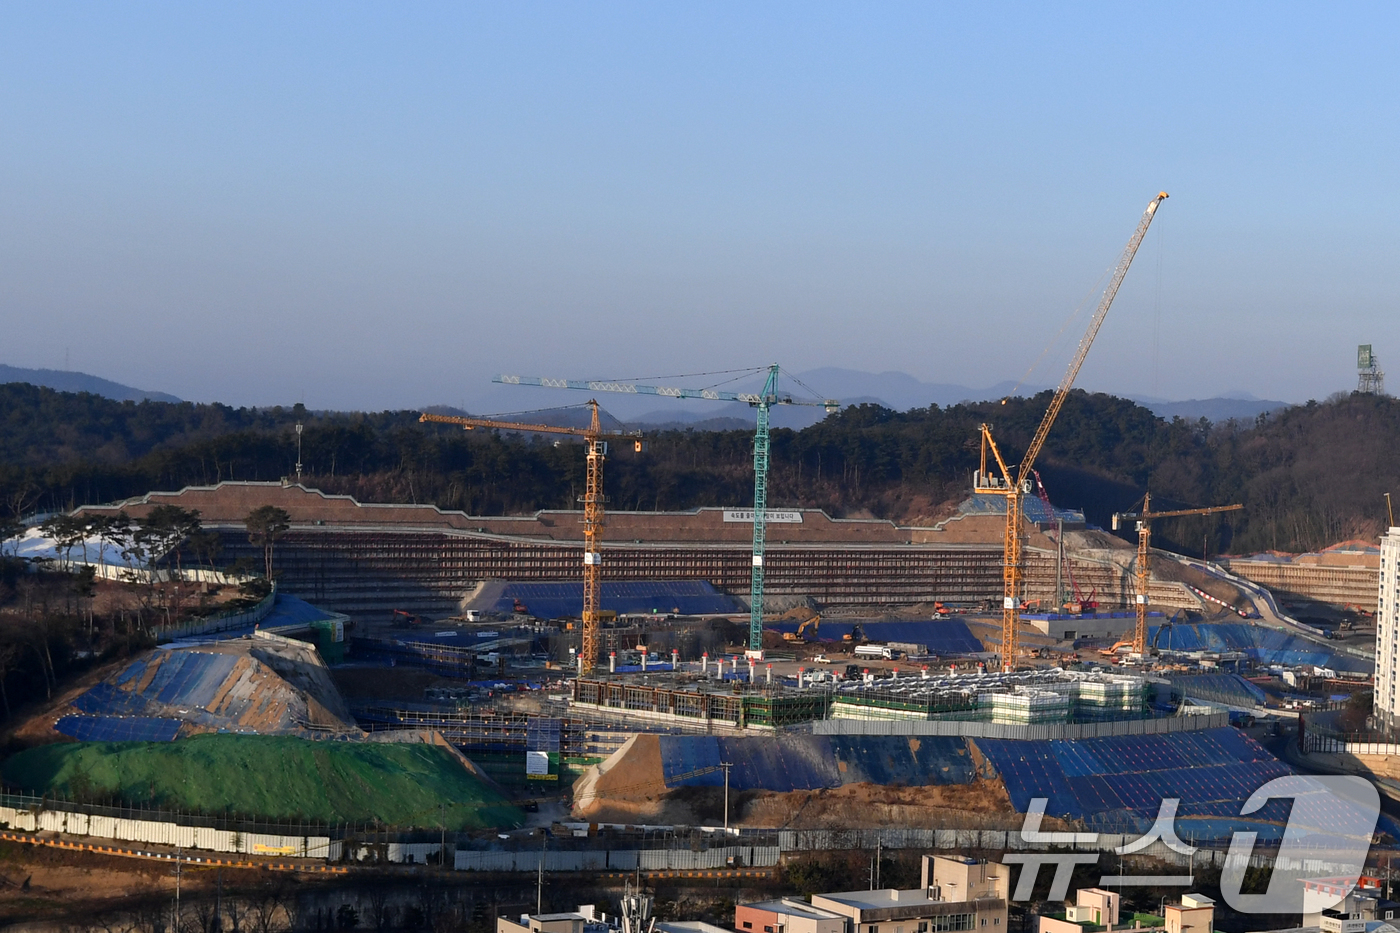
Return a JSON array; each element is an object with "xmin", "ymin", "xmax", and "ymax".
[{"xmin": 0, "ymin": 381, "xmax": 1394, "ymax": 556}]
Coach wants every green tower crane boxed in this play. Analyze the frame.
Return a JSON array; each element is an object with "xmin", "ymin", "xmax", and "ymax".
[{"xmin": 495, "ymin": 366, "xmax": 837, "ymax": 655}]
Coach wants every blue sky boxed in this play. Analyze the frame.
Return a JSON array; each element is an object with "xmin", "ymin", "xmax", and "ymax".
[{"xmin": 1, "ymin": 3, "xmax": 1397, "ymax": 411}]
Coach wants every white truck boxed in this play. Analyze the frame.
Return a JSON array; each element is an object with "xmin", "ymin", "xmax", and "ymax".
[{"xmin": 853, "ymin": 644, "xmax": 897, "ymax": 661}]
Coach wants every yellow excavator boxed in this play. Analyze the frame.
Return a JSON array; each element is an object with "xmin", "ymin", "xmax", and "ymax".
[{"xmin": 783, "ymin": 615, "xmax": 821, "ymax": 642}]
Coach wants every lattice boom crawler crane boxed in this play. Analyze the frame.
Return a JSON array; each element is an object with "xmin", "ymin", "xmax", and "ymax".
[
  {"xmin": 418, "ymin": 402, "xmax": 643, "ymax": 673},
  {"xmin": 976, "ymin": 192, "xmax": 1168, "ymax": 672}
]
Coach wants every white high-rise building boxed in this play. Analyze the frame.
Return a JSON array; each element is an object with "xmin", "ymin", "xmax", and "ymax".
[{"xmin": 1374, "ymin": 528, "xmax": 1400, "ymax": 728}]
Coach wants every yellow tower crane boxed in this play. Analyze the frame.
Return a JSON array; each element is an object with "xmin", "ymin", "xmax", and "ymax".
[
  {"xmin": 976, "ymin": 192, "xmax": 1168, "ymax": 673},
  {"xmin": 1112, "ymin": 494, "xmax": 1243, "ymax": 656},
  {"xmin": 418, "ymin": 402, "xmax": 643, "ymax": 673}
]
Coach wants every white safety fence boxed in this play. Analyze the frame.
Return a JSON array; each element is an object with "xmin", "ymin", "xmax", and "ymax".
[
  {"xmin": 0, "ymin": 803, "xmax": 1332, "ymax": 874},
  {"xmin": 0, "ymin": 806, "xmax": 331, "ymax": 858}
]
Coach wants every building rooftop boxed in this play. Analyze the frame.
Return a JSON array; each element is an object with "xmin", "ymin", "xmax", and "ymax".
[
  {"xmin": 656, "ymin": 923, "xmax": 732, "ymax": 933},
  {"xmin": 817, "ymin": 889, "xmax": 948, "ymax": 911},
  {"xmin": 743, "ymin": 900, "xmax": 846, "ymax": 920}
]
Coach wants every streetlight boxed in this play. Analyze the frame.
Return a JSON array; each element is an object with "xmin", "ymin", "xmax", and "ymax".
[{"xmin": 295, "ymin": 423, "xmax": 304, "ymax": 483}]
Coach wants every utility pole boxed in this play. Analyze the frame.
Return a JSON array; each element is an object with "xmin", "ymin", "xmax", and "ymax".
[
  {"xmin": 721, "ymin": 762, "xmax": 733, "ymax": 835},
  {"xmin": 295, "ymin": 422, "xmax": 303, "ymax": 483},
  {"xmin": 537, "ymin": 832, "xmax": 546, "ymax": 914},
  {"xmin": 173, "ymin": 848, "xmax": 182, "ymax": 933}
]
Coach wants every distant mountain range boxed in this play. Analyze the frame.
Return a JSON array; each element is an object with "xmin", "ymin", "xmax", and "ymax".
[
  {"xmin": 0, "ymin": 365, "xmax": 181, "ymax": 404},
  {"xmin": 0, "ymin": 363, "xmax": 1292, "ymax": 426}
]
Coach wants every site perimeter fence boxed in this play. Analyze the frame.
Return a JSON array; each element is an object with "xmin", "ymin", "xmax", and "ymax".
[{"xmin": 1, "ymin": 782, "xmax": 1380, "ymax": 874}]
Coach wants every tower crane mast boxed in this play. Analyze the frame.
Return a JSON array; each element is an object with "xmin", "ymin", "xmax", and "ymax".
[
  {"xmin": 977, "ymin": 192, "xmax": 1168, "ymax": 672},
  {"xmin": 1112, "ymin": 495, "xmax": 1243, "ymax": 656},
  {"xmin": 418, "ymin": 401, "xmax": 642, "ymax": 673},
  {"xmin": 495, "ymin": 367, "xmax": 837, "ymax": 655}
]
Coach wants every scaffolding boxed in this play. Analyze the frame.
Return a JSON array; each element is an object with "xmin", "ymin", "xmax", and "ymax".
[
  {"xmin": 569, "ymin": 670, "xmax": 1150, "ymax": 730},
  {"xmin": 570, "ymin": 678, "xmax": 833, "ymax": 730},
  {"xmin": 209, "ymin": 527, "xmax": 1009, "ymax": 616}
]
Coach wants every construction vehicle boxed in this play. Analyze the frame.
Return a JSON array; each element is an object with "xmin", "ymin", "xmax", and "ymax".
[
  {"xmin": 1113, "ymin": 493, "xmax": 1243, "ymax": 656},
  {"xmin": 494, "ymin": 366, "xmax": 837, "ymax": 658},
  {"xmin": 391, "ymin": 609, "xmax": 423, "ymax": 628},
  {"xmin": 419, "ymin": 401, "xmax": 642, "ymax": 672},
  {"xmin": 783, "ymin": 615, "xmax": 821, "ymax": 642},
  {"xmin": 932, "ymin": 602, "xmax": 952, "ymax": 620},
  {"xmin": 974, "ymin": 192, "xmax": 1168, "ymax": 672},
  {"xmin": 842, "ymin": 622, "xmax": 867, "ymax": 644}
]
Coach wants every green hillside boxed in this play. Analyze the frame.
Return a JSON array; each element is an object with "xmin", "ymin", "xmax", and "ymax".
[{"xmin": 2, "ymin": 734, "xmax": 522, "ymax": 830}]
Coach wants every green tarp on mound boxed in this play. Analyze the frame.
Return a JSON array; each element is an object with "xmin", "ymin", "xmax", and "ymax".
[{"xmin": 2, "ymin": 734, "xmax": 522, "ymax": 830}]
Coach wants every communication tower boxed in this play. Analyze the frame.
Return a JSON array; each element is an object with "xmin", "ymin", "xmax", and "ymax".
[{"xmin": 1359, "ymin": 345, "xmax": 1385, "ymax": 395}]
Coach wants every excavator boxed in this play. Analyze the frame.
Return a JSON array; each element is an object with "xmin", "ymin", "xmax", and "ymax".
[
  {"xmin": 783, "ymin": 615, "xmax": 821, "ymax": 642},
  {"xmin": 842, "ymin": 623, "xmax": 867, "ymax": 644},
  {"xmin": 1098, "ymin": 614, "xmax": 1180, "ymax": 658}
]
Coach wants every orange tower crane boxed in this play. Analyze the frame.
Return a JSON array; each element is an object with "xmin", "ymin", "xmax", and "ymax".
[
  {"xmin": 418, "ymin": 402, "xmax": 642, "ymax": 673},
  {"xmin": 1112, "ymin": 494, "xmax": 1243, "ymax": 656},
  {"xmin": 975, "ymin": 192, "xmax": 1168, "ymax": 672}
]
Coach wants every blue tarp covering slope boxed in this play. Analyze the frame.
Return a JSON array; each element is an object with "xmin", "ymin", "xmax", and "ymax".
[
  {"xmin": 1150, "ymin": 623, "xmax": 1373, "ymax": 674},
  {"xmin": 974, "ymin": 727, "xmax": 1295, "ymax": 836},
  {"xmin": 54, "ymin": 715, "xmax": 182, "ymax": 742},
  {"xmin": 657, "ymin": 734, "xmax": 978, "ymax": 791}
]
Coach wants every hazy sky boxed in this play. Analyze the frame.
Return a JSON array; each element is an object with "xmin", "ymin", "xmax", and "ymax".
[{"xmin": 2, "ymin": 3, "xmax": 1397, "ymax": 412}]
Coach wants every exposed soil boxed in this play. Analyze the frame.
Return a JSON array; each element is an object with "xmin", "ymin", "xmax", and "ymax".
[
  {"xmin": 572, "ymin": 734, "xmax": 666, "ymax": 821},
  {"xmin": 739, "ymin": 780, "xmax": 1014, "ymax": 829}
]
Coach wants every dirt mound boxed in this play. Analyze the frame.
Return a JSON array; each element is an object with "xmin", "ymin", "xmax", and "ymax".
[
  {"xmin": 49, "ymin": 634, "xmax": 358, "ymax": 740},
  {"xmin": 572, "ymin": 733, "xmax": 666, "ymax": 819}
]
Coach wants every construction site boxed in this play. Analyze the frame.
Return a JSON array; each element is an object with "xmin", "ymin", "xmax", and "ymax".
[{"xmin": 5, "ymin": 191, "xmax": 1387, "ymax": 875}]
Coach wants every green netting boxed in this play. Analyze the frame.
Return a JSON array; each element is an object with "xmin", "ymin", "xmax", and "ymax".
[{"xmin": 1, "ymin": 734, "xmax": 522, "ymax": 830}]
